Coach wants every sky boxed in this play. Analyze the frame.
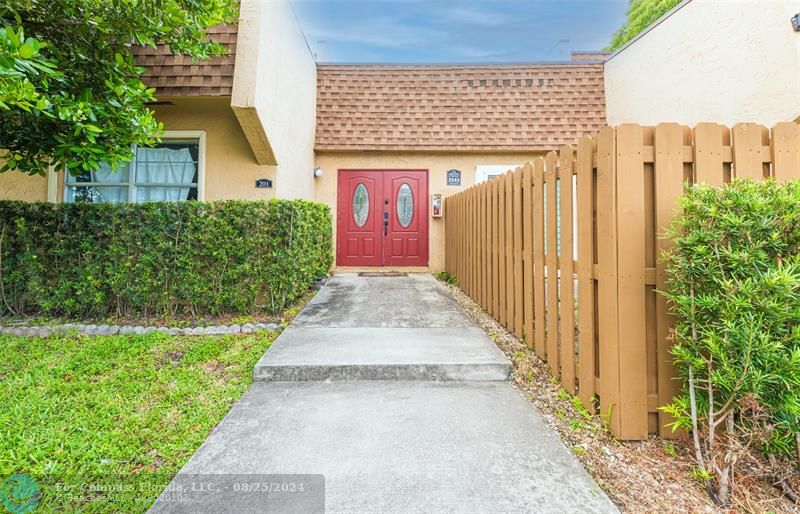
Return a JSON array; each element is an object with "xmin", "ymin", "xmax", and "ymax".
[{"xmin": 291, "ymin": 0, "xmax": 630, "ymax": 63}]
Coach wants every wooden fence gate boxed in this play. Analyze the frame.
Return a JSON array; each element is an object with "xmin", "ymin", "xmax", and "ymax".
[{"xmin": 444, "ymin": 122, "xmax": 800, "ymax": 440}]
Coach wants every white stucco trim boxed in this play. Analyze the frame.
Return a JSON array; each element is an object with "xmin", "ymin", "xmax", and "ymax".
[
  {"xmin": 46, "ymin": 167, "xmax": 57, "ymax": 203},
  {"xmin": 231, "ymin": 0, "xmax": 317, "ymax": 199}
]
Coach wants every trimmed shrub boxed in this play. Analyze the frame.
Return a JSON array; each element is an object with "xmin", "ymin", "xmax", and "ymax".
[
  {"xmin": 0, "ymin": 200, "xmax": 332, "ymax": 318},
  {"xmin": 662, "ymin": 179, "xmax": 800, "ymax": 506}
]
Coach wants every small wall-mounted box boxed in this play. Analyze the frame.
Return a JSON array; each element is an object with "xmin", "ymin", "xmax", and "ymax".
[{"xmin": 432, "ymin": 193, "xmax": 443, "ymax": 217}]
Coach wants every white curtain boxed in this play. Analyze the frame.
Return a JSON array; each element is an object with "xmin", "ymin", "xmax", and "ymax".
[
  {"xmin": 91, "ymin": 163, "xmax": 128, "ymax": 203},
  {"xmin": 135, "ymin": 147, "xmax": 196, "ymax": 202}
]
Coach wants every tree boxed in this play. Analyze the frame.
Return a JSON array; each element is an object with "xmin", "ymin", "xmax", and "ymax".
[
  {"xmin": 0, "ymin": 0, "xmax": 237, "ymax": 176},
  {"xmin": 607, "ymin": 0, "xmax": 682, "ymax": 51}
]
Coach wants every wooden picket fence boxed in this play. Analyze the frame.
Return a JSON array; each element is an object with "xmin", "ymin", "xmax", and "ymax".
[{"xmin": 444, "ymin": 122, "xmax": 800, "ymax": 440}]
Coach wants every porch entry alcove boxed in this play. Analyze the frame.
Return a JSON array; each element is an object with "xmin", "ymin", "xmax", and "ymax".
[{"xmin": 336, "ymin": 169, "xmax": 429, "ymax": 267}]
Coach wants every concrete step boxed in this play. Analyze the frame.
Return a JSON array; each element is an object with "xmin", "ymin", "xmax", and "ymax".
[{"xmin": 253, "ymin": 327, "xmax": 512, "ymax": 382}]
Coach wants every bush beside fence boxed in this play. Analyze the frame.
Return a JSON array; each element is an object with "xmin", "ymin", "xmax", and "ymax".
[
  {"xmin": 0, "ymin": 199, "xmax": 332, "ymax": 318},
  {"xmin": 661, "ymin": 180, "xmax": 800, "ymax": 504},
  {"xmin": 444, "ymin": 122, "xmax": 800, "ymax": 440}
]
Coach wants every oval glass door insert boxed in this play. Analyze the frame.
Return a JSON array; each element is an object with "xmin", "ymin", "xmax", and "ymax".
[
  {"xmin": 353, "ymin": 183, "xmax": 369, "ymax": 227},
  {"xmin": 396, "ymin": 183, "xmax": 414, "ymax": 227}
]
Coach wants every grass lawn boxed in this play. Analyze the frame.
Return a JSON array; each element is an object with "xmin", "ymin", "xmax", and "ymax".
[{"xmin": 0, "ymin": 331, "xmax": 277, "ymax": 512}]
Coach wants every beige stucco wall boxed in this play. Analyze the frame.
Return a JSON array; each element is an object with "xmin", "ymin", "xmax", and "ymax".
[
  {"xmin": 605, "ymin": 0, "xmax": 800, "ymax": 126},
  {"xmin": 153, "ymin": 97, "xmax": 275, "ymax": 201},
  {"xmin": 314, "ymin": 151, "xmax": 547, "ymax": 271},
  {"xmin": 232, "ymin": 0, "xmax": 317, "ymax": 200},
  {"xmin": 0, "ymin": 167, "xmax": 48, "ymax": 201},
  {"xmin": 0, "ymin": 97, "xmax": 274, "ymax": 203}
]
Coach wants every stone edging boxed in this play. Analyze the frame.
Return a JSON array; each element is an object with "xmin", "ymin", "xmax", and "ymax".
[{"xmin": 0, "ymin": 322, "xmax": 281, "ymax": 338}]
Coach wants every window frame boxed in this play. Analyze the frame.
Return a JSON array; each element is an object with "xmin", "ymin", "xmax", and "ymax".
[{"xmin": 59, "ymin": 130, "xmax": 206, "ymax": 203}]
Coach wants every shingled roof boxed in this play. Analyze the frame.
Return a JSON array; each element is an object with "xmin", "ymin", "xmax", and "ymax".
[
  {"xmin": 132, "ymin": 24, "xmax": 238, "ymax": 97},
  {"xmin": 315, "ymin": 63, "xmax": 606, "ymax": 152}
]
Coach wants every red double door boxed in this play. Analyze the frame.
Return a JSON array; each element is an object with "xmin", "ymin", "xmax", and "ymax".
[{"xmin": 337, "ymin": 170, "xmax": 428, "ymax": 267}]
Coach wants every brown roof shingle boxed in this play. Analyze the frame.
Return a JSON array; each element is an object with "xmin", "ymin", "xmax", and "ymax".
[
  {"xmin": 132, "ymin": 24, "xmax": 237, "ymax": 97},
  {"xmin": 315, "ymin": 63, "xmax": 606, "ymax": 151}
]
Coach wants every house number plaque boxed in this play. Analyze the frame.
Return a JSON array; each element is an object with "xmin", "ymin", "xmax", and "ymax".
[{"xmin": 446, "ymin": 169, "xmax": 461, "ymax": 186}]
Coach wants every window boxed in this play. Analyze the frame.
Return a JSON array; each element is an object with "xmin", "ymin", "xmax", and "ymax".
[
  {"xmin": 396, "ymin": 183, "xmax": 413, "ymax": 227},
  {"xmin": 474, "ymin": 164, "xmax": 520, "ymax": 184},
  {"xmin": 63, "ymin": 132, "xmax": 205, "ymax": 203},
  {"xmin": 352, "ymin": 183, "xmax": 369, "ymax": 227},
  {"xmin": 474, "ymin": 163, "xmax": 576, "ymax": 259}
]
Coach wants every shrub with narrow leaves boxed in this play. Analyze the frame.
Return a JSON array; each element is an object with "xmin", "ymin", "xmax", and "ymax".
[
  {"xmin": 0, "ymin": 199, "xmax": 332, "ymax": 318},
  {"xmin": 662, "ymin": 179, "xmax": 800, "ymax": 506}
]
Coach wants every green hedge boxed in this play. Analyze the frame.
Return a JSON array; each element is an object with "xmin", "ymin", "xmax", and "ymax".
[
  {"xmin": 0, "ymin": 200, "xmax": 332, "ymax": 318},
  {"xmin": 662, "ymin": 179, "xmax": 800, "ymax": 504}
]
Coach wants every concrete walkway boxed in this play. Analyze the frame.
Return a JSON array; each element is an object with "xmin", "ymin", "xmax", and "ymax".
[{"xmin": 151, "ymin": 273, "xmax": 617, "ymax": 513}]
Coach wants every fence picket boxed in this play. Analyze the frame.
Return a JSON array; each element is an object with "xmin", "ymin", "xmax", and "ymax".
[
  {"xmin": 473, "ymin": 186, "xmax": 479, "ymax": 299},
  {"xmin": 595, "ymin": 126, "xmax": 621, "ymax": 435},
  {"xmin": 498, "ymin": 174, "xmax": 508, "ymax": 326},
  {"xmin": 513, "ymin": 167, "xmax": 524, "ymax": 338},
  {"xmin": 458, "ymin": 193, "xmax": 462, "ymax": 282},
  {"xmin": 559, "ymin": 145, "xmax": 576, "ymax": 393},
  {"xmin": 654, "ymin": 123, "xmax": 689, "ymax": 437},
  {"xmin": 576, "ymin": 136, "xmax": 596, "ymax": 412},
  {"xmin": 482, "ymin": 182, "xmax": 488, "ymax": 309},
  {"xmin": 545, "ymin": 152, "xmax": 559, "ymax": 375},
  {"xmin": 522, "ymin": 163, "xmax": 534, "ymax": 348},
  {"xmin": 533, "ymin": 157, "xmax": 546, "ymax": 359},
  {"xmin": 470, "ymin": 186, "xmax": 476, "ymax": 298},
  {"xmin": 732, "ymin": 123, "xmax": 770, "ymax": 180},
  {"xmin": 694, "ymin": 123, "xmax": 730, "ymax": 185},
  {"xmin": 490, "ymin": 180, "xmax": 500, "ymax": 319},
  {"xmin": 772, "ymin": 123, "xmax": 800, "ymax": 182},
  {"xmin": 614, "ymin": 124, "xmax": 649, "ymax": 440},
  {"xmin": 479, "ymin": 184, "xmax": 484, "ymax": 303},
  {"xmin": 505, "ymin": 171, "xmax": 515, "ymax": 331}
]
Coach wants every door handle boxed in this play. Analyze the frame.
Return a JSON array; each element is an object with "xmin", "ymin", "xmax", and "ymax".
[{"xmin": 384, "ymin": 210, "xmax": 389, "ymax": 236}]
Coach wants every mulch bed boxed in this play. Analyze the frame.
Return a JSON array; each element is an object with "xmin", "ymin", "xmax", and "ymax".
[{"xmin": 438, "ymin": 280, "xmax": 800, "ymax": 513}]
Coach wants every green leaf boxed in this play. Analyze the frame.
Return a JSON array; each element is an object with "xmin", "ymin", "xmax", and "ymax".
[{"xmin": 18, "ymin": 42, "xmax": 35, "ymax": 58}]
